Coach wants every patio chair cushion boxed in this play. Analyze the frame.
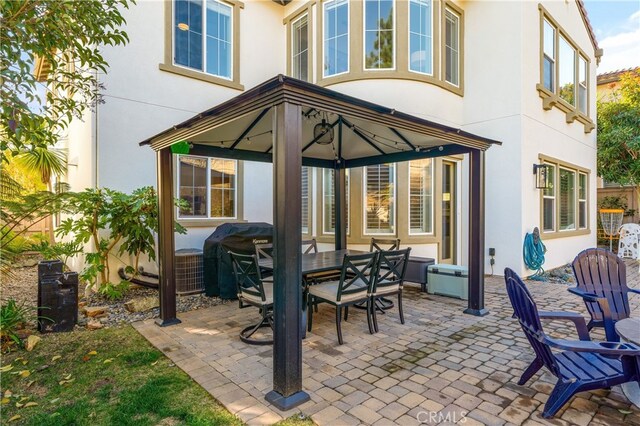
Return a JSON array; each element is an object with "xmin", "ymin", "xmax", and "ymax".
[
  {"xmin": 308, "ymin": 281, "xmax": 368, "ymax": 305},
  {"xmin": 373, "ymin": 279, "xmax": 400, "ymax": 296},
  {"xmin": 241, "ymin": 280, "xmax": 273, "ymax": 305}
]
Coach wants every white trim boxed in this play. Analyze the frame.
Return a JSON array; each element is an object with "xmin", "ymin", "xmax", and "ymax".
[
  {"xmin": 323, "ymin": 0, "xmax": 350, "ymax": 78},
  {"xmin": 408, "ymin": 158, "xmax": 435, "ymax": 236},
  {"xmin": 363, "ymin": 0, "xmax": 397, "ymax": 71},
  {"xmin": 362, "ymin": 164, "xmax": 396, "ymax": 236},
  {"xmin": 172, "ymin": 0, "xmax": 234, "ymax": 81},
  {"xmin": 177, "ymin": 154, "xmax": 238, "ymax": 220},
  {"xmin": 407, "ymin": 0, "xmax": 433, "ymax": 76}
]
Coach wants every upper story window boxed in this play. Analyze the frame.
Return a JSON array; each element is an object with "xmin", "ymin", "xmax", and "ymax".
[
  {"xmin": 178, "ymin": 155, "xmax": 237, "ymax": 219},
  {"xmin": 162, "ymin": 0, "xmax": 242, "ymax": 89},
  {"xmin": 323, "ymin": 0, "xmax": 349, "ymax": 77},
  {"xmin": 542, "ymin": 19, "xmax": 555, "ymax": 92},
  {"xmin": 537, "ymin": 6, "xmax": 593, "ymax": 132},
  {"xmin": 174, "ymin": 0, "xmax": 232, "ymax": 79},
  {"xmin": 364, "ymin": 164, "xmax": 395, "ymax": 234},
  {"xmin": 364, "ymin": 0, "xmax": 395, "ymax": 70},
  {"xmin": 408, "ymin": 0, "xmax": 432, "ymax": 75},
  {"xmin": 444, "ymin": 7, "xmax": 460, "ymax": 86},
  {"xmin": 292, "ymin": 14, "xmax": 310, "ymax": 81}
]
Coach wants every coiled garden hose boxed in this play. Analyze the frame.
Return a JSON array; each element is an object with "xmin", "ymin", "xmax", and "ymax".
[{"xmin": 523, "ymin": 227, "xmax": 547, "ymax": 278}]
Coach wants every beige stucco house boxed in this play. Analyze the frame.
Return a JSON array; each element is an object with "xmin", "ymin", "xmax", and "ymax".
[{"xmin": 52, "ymin": 0, "xmax": 601, "ymax": 276}]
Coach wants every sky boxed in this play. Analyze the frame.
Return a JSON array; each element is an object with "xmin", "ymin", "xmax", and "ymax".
[{"xmin": 582, "ymin": 0, "xmax": 640, "ymax": 73}]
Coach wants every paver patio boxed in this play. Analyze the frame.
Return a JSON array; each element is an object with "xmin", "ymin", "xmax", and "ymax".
[{"xmin": 133, "ymin": 260, "xmax": 640, "ymax": 425}]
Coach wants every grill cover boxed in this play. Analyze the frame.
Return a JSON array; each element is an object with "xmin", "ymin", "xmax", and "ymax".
[{"xmin": 203, "ymin": 222, "xmax": 273, "ymax": 299}]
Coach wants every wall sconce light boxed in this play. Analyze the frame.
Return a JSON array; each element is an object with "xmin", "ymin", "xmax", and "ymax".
[{"xmin": 533, "ymin": 164, "xmax": 550, "ymax": 189}]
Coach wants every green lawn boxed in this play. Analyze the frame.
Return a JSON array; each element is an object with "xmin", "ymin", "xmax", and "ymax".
[{"xmin": 0, "ymin": 326, "xmax": 312, "ymax": 426}]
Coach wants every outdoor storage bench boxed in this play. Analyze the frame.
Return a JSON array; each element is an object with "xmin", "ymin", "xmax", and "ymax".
[
  {"xmin": 427, "ymin": 264, "xmax": 468, "ymax": 300},
  {"xmin": 404, "ymin": 256, "xmax": 436, "ymax": 292}
]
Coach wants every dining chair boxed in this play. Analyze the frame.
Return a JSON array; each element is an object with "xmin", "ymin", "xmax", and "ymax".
[
  {"xmin": 371, "ymin": 248, "xmax": 411, "ymax": 332},
  {"xmin": 302, "ymin": 238, "xmax": 318, "ymax": 254},
  {"xmin": 370, "ymin": 237, "xmax": 401, "ymax": 252},
  {"xmin": 307, "ymin": 251, "xmax": 379, "ymax": 345},
  {"xmin": 229, "ymin": 250, "xmax": 273, "ymax": 345}
]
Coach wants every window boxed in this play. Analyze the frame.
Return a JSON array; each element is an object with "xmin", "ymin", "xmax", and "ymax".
[
  {"xmin": 578, "ymin": 172, "xmax": 587, "ymax": 229},
  {"xmin": 178, "ymin": 155, "xmax": 236, "ymax": 219},
  {"xmin": 292, "ymin": 14, "xmax": 309, "ymax": 81},
  {"xmin": 542, "ymin": 164, "xmax": 555, "ymax": 232},
  {"xmin": 558, "ymin": 35, "xmax": 575, "ymax": 106},
  {"xmin": 174, "ymin": 0, "xmax": 232, "ymax": 79},
  {"xmin": 542, "ymin": 19, "xmax": 555, "ymax": 92},
  {"xmin": 323, "ymin": 0, "xmax": 349, "ymax": 77},
  {"xmin": 537, "ymin": 7, "xmax": 592, "ymax": 131},
  {"xmin": 322, "ymin": 169, "xmax": 349, "ymax": 234},
  {"xmin": 578, "ymin": 56, "xmax": 587, "ymax": 114},
  {"xmin": 364, "ymin": 164, "xmax": 395, "ymax": 234},
  {"xmin": 364, "ymin": 0, "xmax": 395, "ymax": 70},
  {"xmin": 408, "ymin": 0, "xmax": 432, "ymax": 75},
  {"xmin": 559, "ymin": 168, "xmax": 576, "ymax": 231},
  {"xmin": 444, "ymin": 8, "xmax": 460, "ymax": 86},
  {"xmin": 302, "ymin": 166, "xmax": 310, "ymax": 233},
  {"xmin": 540, "ymin": 157, "xmax": 589, "ymax": 236},
  {"xmin": 409, "ymin": 159, "xmax": 433, "ymax": 234}
]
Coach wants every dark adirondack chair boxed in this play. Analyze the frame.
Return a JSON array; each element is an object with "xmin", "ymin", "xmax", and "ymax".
[
  {"xmin": 504, "ymin": 268, "xmax": 640, "ymax": 418},
  {"xmin": 570, "ymin": 248, "xmax": 639, "ymax": 342}
]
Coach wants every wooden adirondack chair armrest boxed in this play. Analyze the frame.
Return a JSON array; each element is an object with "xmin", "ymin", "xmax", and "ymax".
[
  {"xmin": 544, "ymin": 337, "xmax": 640, "ymax": 356},
  {"xmin": 538, "ymin": 311, "xmax": 591, "ymax": 341},
  {"xmin": 568, "ymin": 287, "xmax": 617, "ymax": 341}
]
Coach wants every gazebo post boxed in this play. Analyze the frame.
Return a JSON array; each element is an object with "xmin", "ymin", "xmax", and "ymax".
[
  {"xmin": 265, "ymin": 101, "xmax": 310, "ymax": 410},
  {"xmin": 155, "ymin": 147, "xmax": 180, "ymax": 327},
  {"xmin": 464, "ymin": 148, "xmax": 489, "ymax": 316},
  {"xmin": 334, "ymin": 166, "xmax": 347, "ymax": 250}
]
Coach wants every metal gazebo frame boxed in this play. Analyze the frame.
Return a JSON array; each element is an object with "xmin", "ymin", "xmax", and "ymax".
[{"xmin": 141, "ymin": 75, "xmax": 501, "ymax": 410}]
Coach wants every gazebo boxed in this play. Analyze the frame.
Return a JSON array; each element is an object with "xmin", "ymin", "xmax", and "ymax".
[{"xmin": 140, "ymin": 75, "xmax": 500, "ymax": 410}]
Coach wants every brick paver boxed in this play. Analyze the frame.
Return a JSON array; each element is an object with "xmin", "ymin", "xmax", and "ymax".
[{"xmin": 133, "ymin": 259, "xmax": 640, "ymax": 425}]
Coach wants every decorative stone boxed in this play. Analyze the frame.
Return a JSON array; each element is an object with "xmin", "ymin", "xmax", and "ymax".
[
  {"xmin": 83, "ymin": 306, "xmax": 108, "ymax": 317},
  {"xmin": 87, "ymin": 319, "xmax": 103, "ymax": 330},
  {"xmin": 124, "ymin": 296, "xmax": 159, "ymax": 313}
]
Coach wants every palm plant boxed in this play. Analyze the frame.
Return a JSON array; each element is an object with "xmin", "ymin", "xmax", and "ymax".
[{"xmin": 17, "ymin": 147, "xmax": 67, "ymax": 188}]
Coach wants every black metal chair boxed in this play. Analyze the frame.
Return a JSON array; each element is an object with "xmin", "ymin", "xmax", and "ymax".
[
  {"xmin": 371, "ymin": 248, "xmax": 411, "ymax": 332},
  {"xmin": 370, "ymin": 237, "xmax": 401, "ymax": 252},
  {"xmin": 307, "ymin": 251, "xmax": 379, "ymax": 345},
  {"xmin": 229, "ymin": 251, "xmax": 273, "ymax": 345},
  {"xmin": 302, "ymin": 239, "xmax": 318, "ymax": 254}
]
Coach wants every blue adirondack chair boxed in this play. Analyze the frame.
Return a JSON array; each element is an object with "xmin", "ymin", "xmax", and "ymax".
[
  {"xmin": 504, "ymin": 268, "xmax": 640, "ymax": 418},
  {"xmin": 571, "ymin": 248, "xmax": 640, "ymax": 342}
]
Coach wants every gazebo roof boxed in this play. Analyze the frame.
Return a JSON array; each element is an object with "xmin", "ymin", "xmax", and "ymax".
[{"xmin": 141, "ymin": 75, "xmax": 500, "ymax": 168}]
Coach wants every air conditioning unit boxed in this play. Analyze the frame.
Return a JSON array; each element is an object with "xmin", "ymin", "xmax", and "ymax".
[{"xmin": 175, "ymin": 249, "xmax": 204, "ymax": 295}]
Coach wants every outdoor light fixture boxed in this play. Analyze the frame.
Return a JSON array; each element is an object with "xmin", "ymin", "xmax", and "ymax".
[
  {"xmin": 533, "ymin": 163, "xmax": 550, "ymax": 189},
  {"xmin": 313, "ymin": 113, "xmax": 334, "ymax": 145}
]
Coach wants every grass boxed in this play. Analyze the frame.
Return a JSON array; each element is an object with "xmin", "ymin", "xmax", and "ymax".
[{"xmin": 0, "ymin": 326, "xmax": 314, "ymax": 425}]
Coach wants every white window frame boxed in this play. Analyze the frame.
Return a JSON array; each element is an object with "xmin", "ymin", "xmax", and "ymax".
[
  {"xmin": 558, "ymin": 166, "xmax": 577, "ymax": 232},
  {"xmin": 291, "ymin": 13, "xmax": 309, "ymax": 81},
  {"xmin": 363, "ymin": 0, "xmax": 396, "ymax": 71},
  {"xmin": 172, "ymin": 0, "xmax": 234, "ymax": 80},
  {"xmin": 542, "ymin": 18, "xmax": 555, "ymax": 92},
  {"xmin": 323, "ymin": 0, "xmax": 350, "ymax": 78},
  {"xmin": 322, "ymin": 169, "xmax": 350, "ymax": 235},
  {"xmin": 408, "ymin": 159, "xmax": 434, "ymax": 235},
  {"xmin": 542, "ymin": 163, "xmax": 556, "ymax": 233},
  {"xmin": 443, "ymin": 7, "xmax": 460, "ymax": 87},
  {"xmin": 578, "ymin": 55, "xmax": 588, "ymax": 115},
  {"xmin": 408, "ymin": 0, "xmax": 433, "ymax": 76},
  {"xmin": 557, "ymin": 34, "xmax": 576, "ymax": 107},
  {"xmin": 578, "ymin": 172, "xmax": 588, "ymax": 230},
  {"xmin": 177, "ymin": 155, "xmax": 238, "ymax": 220},
  {"xmin": 363, "ymin": 164, "xmax": 396, "ymax": 236}
]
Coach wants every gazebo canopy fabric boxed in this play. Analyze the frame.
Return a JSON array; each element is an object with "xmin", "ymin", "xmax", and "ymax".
[
  {"xmin": 141, "ymin": 75, "xmax": 500, "ymax": 164},
  {"xmin": 142, "ymin": 74, "xmax": 500, "ymax": 411}
]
